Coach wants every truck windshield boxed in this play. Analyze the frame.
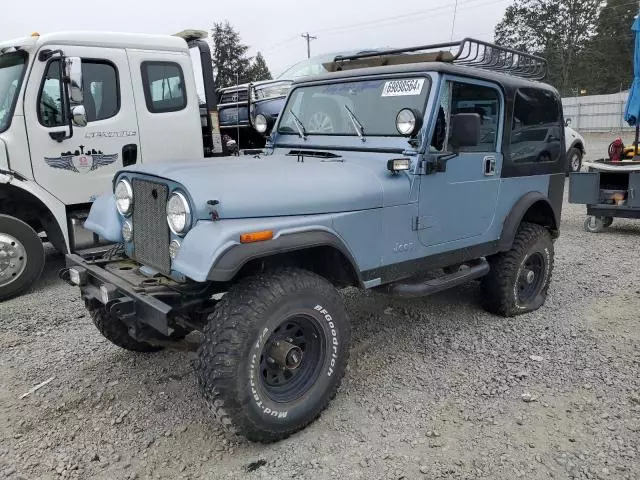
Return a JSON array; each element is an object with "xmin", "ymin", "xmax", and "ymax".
[
  {"xmin": 278, "ymin": 77, "xmax": 430, "ymax": 137},
  {"xmin": 0, "ymin": 51, "xmax": 27, "ymax": 133}
]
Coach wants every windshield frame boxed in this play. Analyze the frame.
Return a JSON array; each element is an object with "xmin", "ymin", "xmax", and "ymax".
[
  {"xmin": 0, "ymin": 50, "xmax": 28, "ymax": 134},
  {"xmin": 275, "ymin": 73, "xmax": 431, "ymax": 140}
]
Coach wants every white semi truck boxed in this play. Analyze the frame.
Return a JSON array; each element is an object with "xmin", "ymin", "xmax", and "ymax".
[{"xmin": 0, "ymin": 30, "xmax": 224, "ymax": 300}]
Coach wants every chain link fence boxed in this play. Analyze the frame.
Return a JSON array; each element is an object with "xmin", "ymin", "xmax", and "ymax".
[{"xmin": 562, "ymin": 91, "xmax": 631, "ymax": 133}]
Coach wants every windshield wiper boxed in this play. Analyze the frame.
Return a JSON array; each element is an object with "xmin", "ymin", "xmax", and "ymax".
[
  {"xmin": 344, "ymin": 104, "xmax": 365, "ymax": 142},
  {"xmin": 289, "ymin": 111, "xmax": 307, "ymax": 140}
]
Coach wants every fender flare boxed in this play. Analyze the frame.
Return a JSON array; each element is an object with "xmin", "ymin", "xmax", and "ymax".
[
  {"xmin": 0, "ymin": 176, "xmax": 69, "ymax": 252},
  {"xmin": 207, "ymin": 229, "xmax": 362, "ymax": 285},
  {"xmin": 568, "ymin": 139, "xmax": 585, "ymax": 153},
  {"xmin": 498, "ymin": 192, "xmax": 558, "ymax": 251}
]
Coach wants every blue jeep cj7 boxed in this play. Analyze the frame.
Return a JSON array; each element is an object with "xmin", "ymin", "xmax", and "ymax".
[{"xmin": 65, "ymin": 38, "xmax": 566, "ymax": 442}]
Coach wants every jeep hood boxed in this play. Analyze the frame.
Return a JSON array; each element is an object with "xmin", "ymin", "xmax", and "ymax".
[{"xmin": 122, "ymin": 154, "xmax": 384, "ymax": 219}]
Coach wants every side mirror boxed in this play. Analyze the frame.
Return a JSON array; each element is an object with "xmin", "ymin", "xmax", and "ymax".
[
  {"xmin": 450, "ymin": 113, "xmax": 481, "ymax": 149},
  {"xmin": 65, "ymin": 57, "xmax": 83, "ymax": 106},
  {"xmin": 72, "ymin": 105, "xmax": 87, "ymax": 127},
  {"xmin": 565, "ymin": 118, "xmax": 572, "ymax": 127}
]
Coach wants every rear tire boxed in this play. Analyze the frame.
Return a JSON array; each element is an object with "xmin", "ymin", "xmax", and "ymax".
[
  {"xmin": 0, "ymin": 214, "xmax": 45, "ymax": 301},
  {"xmin": 482, "ymin": 222, "xmax": 554, "ymax": 317},
  {"xmin": 90, "ymin": 307, "xmax": 163, "ymax": 352},
  {"xmin": 566, "ymin": 147, "xmax": 583, "ymax": 174},
  {"xmin": 197, "ymin": 268, "xmax": 351, "ymax": 443}
]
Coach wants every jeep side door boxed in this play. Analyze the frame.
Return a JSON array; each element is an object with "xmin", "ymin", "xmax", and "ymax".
[
  {"xmin": 23, "ymin": 46, "xmax": 139, "ymax": 205},
  {"xmin": 417, "ymin": 77, "xmax": 504, "ymax": 247}
]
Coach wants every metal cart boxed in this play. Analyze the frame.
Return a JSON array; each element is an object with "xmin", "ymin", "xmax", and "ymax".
[{"xmin": 569, "ymin": 160, "xmax": 640, "ymax": 233}]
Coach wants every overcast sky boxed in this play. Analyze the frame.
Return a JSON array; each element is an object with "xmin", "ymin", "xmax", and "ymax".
[{"xmin": 2, "ymin": 0, "xmax": 511, "ymax": 76}]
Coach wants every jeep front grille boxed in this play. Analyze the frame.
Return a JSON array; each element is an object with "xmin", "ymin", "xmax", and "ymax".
[{"xmin": 132, "ymin": 179, "xmax": 171, "ymax": 274}]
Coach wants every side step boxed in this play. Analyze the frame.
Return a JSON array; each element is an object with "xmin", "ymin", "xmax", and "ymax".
[{"xmin": 381, "ymin": 258, "xmax": 490, "ymax": 298}]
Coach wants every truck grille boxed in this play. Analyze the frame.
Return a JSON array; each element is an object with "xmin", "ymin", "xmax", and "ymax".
[
  {"xmin": 220, "ymin": 89, "xmax": 249, "ymax": 104},
  {"xmin": 132, "ymin": 179, "xmax": 171, "ymax": 274}
]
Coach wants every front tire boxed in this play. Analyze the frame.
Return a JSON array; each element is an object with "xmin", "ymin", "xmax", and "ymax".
[
  {"xmin": 0, "ymin": 214, "xmax": 45, "ymax": 301},
  {"xmin": 90, "ymin": 307, "xmax": 163, "ymax": 352},
  {"xmin": 197, "ymin": 268, "xmax": 351, "ymax": 443},
  {"xmin": 482, "ymin": 222, "xmax": 554, "ymax": 317}
]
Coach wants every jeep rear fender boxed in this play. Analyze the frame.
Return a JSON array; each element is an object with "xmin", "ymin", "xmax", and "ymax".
[{"xmin": 499, "ymin": 192, "xmax": 558, "ymax": 251}]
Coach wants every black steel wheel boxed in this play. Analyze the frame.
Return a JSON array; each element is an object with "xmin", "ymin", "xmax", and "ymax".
[
  {"xmin": 259, "ymin": 315, "xmax": 325, "ymax": 403},
  {"xmin": 515, "ymin": 252, "xmax": 546, "ymax": 305},
  {"xmin": 482, "ymin": 222, "xmax": 554, "ymax": 317},
  {"xmin": 197, "ymin": 268, "xmax": 351, "ymax": 443}
]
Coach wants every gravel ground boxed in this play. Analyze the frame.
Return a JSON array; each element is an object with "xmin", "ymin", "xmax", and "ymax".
[{"xmin": 2, "ymin": 171, "xmax": 640, "ymax": 479}]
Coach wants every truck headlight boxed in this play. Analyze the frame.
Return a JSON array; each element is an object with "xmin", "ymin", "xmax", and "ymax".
[
  {"xmin": 115, "ymin": 179, "xmax": 133, "ymax": 216},
  {"xmin": 254, "ymin": 114, "xmax": 268, "ymax": 133},
  {"xmin": 166, "ymin": 191, "xmax": 191, "ymax": 235}
]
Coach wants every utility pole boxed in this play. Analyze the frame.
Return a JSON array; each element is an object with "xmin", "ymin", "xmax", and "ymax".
[
  {"xmin": 450, "ymin": 0, "xmax": 459, "ymax": 41},
  {"xmin": 301, "ymin": 33, "xmax": 317, "ymax": 59}
]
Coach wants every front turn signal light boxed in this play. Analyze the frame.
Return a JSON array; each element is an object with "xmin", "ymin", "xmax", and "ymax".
[{"xmin": 240, "ymin": 230, "xmax": 273, "ymax": 244}]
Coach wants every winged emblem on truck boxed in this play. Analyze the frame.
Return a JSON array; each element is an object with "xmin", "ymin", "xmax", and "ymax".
[{"xmin": 45, "ymin": 145, "xmax": 119, "ymax": 174}]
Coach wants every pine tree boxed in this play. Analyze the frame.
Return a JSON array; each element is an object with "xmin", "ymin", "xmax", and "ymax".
[
  {"xmin": 247, "ymin": 52, "xmax": 272, "ymax": 82},
  {"xmin": 211, "ymin": 21, "xmax": 251, "ymax": 88},
  {"xmin": 495, "ymin": 0, "xmax": 602, "ymax": 95}
]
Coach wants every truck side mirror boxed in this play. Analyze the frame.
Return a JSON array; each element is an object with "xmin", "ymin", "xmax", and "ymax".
[
  {"xmin": 72, "ymin": 105, "xmax": 88, "ymax": 127},
  {"xmin": 565, "ymin": 118, "xmax": 572, "ymax": 127},
  {"xmin": 65, "ymin": 57, "xmax": 83, "ymax": 106},
  {"xmin": 450, "ymin": 113, "xmax": 481, "ymax": 149}
]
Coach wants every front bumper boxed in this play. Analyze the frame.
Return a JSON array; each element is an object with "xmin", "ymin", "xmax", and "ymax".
[{"xmin": 66, "ymin": 253, "xmax": 174, "ymax": 335}]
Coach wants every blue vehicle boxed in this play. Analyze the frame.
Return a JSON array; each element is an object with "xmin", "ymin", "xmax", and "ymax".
[
  {"xmin": 216, "ymin": 50, "xmax": 381, "ymax": 149},
  {"xmin": 65, "ymin": 38, "xmax": 566, "ymax": 443}
]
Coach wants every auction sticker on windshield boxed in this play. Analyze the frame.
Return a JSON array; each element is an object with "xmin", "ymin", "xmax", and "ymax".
[{"xmin": 381, "ymin": 79, "xmax": 425, "ymax": 97}]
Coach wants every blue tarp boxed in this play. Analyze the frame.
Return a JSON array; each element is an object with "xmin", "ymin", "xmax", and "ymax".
[{"xmin": 624, "ymin": 16, "xmax": 640, "ymax": 127}]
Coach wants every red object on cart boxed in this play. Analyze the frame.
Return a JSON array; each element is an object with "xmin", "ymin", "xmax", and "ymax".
[{"xmin": 608, "ymin": 138, "xmax": 624, "ymax": 162}]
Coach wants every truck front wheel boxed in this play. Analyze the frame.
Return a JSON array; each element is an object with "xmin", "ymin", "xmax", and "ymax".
[
  {"xmin": 197, "ymin": 268, "xmax": 351, "ymax": 442},
  {"xmin": 0, "ymin": 214, "xmax": 45, "ymax": 301}
]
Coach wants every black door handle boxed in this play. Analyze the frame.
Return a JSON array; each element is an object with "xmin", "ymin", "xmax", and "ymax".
[{"xmin": 122, "ymin": 144, "xmax": 137, "ymax": 167}]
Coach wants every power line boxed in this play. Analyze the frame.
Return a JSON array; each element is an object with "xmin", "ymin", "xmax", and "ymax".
[{"xmin": 301, "ymin": 32, "xmax": 317, "ymax": 59}]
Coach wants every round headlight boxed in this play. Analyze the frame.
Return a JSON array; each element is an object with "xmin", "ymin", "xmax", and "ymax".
[
  {"xmin": 396, "ymin": 109, "xmax": 417, "ymax": 136},
  {"xmin": 254, "ymin": 113, "xmax": 268, "ymax": 134},
  {"xmin": 115, "ymin": 179, "xmax": 133, "ymax": 216},
  {"xmin": 166, "ymin": 192, "xmax": 191, "ymax": 235},
  {"xmin": 121, "ymin": 220, "xmax": 133, "ymax": 242}
]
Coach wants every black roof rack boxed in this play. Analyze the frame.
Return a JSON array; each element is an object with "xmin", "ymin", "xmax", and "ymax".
[{"xmin": 332, "ymin": 38, "xmax": 548, "ymax": 81}]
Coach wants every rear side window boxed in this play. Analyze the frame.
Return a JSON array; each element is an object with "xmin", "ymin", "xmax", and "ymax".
[
  {"xmin": 39, "ymin": 59, "xmax": 119, "ymax": 127},
  {"xmin": 141, "ymin": 62, "xmax": 186, "ymax": 113},
  {"xmin": 510, "ymin": 88, "xmax": 563, "ymax": 164}
]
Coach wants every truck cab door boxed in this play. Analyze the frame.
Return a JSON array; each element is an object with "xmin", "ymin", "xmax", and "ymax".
[
  {"xmin": 418, "ymin": 77, "xmax": 504, "ymax": 248},
  {"xmin": 23, "ymin": 46, "xmax": 139, "ymax": 205}
]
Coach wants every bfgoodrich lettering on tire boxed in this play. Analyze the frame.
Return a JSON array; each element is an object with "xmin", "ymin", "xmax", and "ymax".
[
  {"xmin": 197, "ymin": 268, "xmax": 351, "ymax": 443},
  {"xmin": 481, "ymin": 222, "xmax": 554, "ymax": 317}
]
